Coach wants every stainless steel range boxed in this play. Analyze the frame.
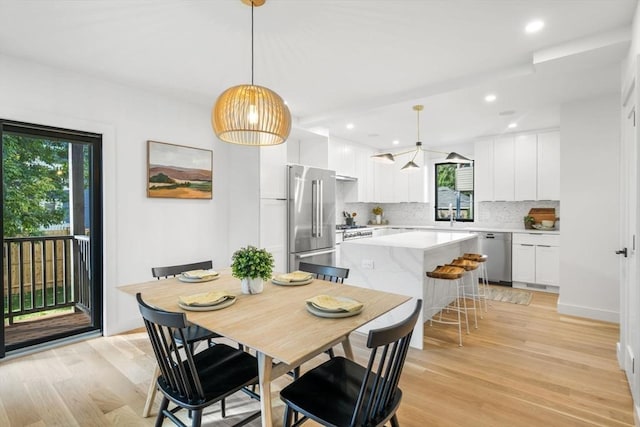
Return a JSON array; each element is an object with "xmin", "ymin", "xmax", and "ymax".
[{"xmin": 342, "ymin": 226, "xmax": 373, "ymax": 240}]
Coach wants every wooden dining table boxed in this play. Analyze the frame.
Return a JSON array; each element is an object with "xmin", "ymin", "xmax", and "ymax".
[{"xmin": 118, "ymin": 270, "xmax": 411, "ymax": 427}]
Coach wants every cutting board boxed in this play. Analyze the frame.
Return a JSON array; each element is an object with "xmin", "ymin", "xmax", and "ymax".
[{"xmin": 528, "ymin": 208, "xmax": 556, "ymax": 223}]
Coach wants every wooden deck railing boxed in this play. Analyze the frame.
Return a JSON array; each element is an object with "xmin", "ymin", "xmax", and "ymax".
[{"xmin": 3, "ymin": 235, "xmax": 91, "ymax": 325}]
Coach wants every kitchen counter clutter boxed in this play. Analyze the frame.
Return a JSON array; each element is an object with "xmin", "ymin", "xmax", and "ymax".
[{"xmin": 340, "ymin": 231, "xmax": 479, "ymax": 349}]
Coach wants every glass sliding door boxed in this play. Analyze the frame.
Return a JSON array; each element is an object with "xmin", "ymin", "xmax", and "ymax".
[{"xmin": 1, "ymin": 120, "xmax": 103, "ymax": 356}]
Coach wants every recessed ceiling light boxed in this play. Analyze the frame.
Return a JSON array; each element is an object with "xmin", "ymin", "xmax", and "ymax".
[
  {"xmin": 508, "ymin": 122, "xmax": 518, "ymax": 129},
  {"xmin": 484, "ymin": 94, "xmax": 497, "ymax": 103},
  {"xmin": 392, "ymin": 140, "xmax": 399, "ymax": 145},
  {"xmin": 525, "ymin": 20, "xmax": 545, "ymax": 34},
  {"xmin": 346, "ymin": 123, "xmax": 354, "ymax": 130}
]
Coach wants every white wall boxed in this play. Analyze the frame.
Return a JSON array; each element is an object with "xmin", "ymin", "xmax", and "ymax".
[
  {"xmin": 0, "ymin": 53, "xmax": 243, "ymax": 335},
  {"xmin": 558, "ymin": 94, "xmax": 620, "ymax": 322}
]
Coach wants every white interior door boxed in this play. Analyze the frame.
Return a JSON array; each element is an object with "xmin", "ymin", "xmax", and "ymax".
[{"xmin": 620, "ymin": 73, "xmax": 639, "ymax": 406}]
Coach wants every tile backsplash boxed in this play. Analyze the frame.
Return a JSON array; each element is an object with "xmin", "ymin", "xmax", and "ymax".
[
  {"xmin": 339, "ymin": 200, "xmax": 560, "ymax": 229},
  {"xmin": 335, "ymin": 180, "xmax": 560, "ymax": 229}
]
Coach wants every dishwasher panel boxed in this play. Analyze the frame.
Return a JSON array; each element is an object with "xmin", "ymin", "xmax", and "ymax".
[{"xmin": 479, "ymin": 232, "xmax": 512, "ymax": 285}]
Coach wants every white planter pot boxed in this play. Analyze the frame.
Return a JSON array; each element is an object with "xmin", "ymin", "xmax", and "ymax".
[{"xmin": 241, "ymin": 277, "xmax": 264, "ymax": 295}]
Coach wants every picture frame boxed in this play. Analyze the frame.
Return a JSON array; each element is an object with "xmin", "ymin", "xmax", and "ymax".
[{"xmin": 147, "ymin": 140, "xmax": 213, "ymax": 199}]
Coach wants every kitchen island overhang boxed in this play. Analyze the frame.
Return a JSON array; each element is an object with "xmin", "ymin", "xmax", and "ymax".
[{"xmin": 341, "ymin": 231, "xmax": 480, "ymax": 349}]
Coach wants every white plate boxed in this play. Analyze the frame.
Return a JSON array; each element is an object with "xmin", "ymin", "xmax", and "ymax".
[
  {"xmin": 178, "ymin": 274, "xmax": 220, "ymax": 283},
  {"xmin": 271, "ymin": 277, "xmax": 314, "ymax": 286},
  {"xmin": 305, "ymin": 301, "xmax": 363, "ymax": 318},
  {"xmin": 178, "ymin": 297, "xmax": 236, "ymax": 311}
]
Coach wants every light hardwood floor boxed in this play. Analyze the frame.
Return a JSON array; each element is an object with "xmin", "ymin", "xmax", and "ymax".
[{"xmin": 0, "ymin": 290, "xmax": 633, "ymax": 426}]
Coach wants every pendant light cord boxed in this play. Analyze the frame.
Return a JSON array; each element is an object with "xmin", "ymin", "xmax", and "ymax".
[
  {"xmin": 411, "ymin": 108, "xmax": 421, "ymax": 161},
  {"xmin": 251, "ymin": 2, "xmax": 254, "ymax": 85}
]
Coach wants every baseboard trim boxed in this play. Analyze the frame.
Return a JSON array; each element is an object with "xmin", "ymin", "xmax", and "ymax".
[{"xmin": 557, "ymin": 302, "xmax": 619, "ymax": 323}]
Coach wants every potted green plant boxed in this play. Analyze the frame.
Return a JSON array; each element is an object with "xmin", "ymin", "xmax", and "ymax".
[
  {"xmin": 524, "ymin": 215, "xmax": 535, "ymax": 230},
  {"xmin": 231, "ymin": 245, "xmax": 274, "ymax": 294},
  {"xmin": 372, "ymin": 206, "xmax": 383, "ymax": 224}
]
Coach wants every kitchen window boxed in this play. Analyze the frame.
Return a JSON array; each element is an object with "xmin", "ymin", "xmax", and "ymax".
[{"xmin": 434, "ymin": 162, "xmax": 474, "ymax": 222}]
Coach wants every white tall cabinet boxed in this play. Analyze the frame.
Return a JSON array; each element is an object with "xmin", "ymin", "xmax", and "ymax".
[{"xmin": 259, "ymin": 143, "xmax": 288, "ymax": 273}]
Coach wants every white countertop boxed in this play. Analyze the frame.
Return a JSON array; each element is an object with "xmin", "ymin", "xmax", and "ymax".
[
  {"xmin": 341, "ymin": 230, "xmax": 478, "ymax": 250},
  {"xmin": 364, "ymin": 224, "xmax": 560, "ymax": 235}
]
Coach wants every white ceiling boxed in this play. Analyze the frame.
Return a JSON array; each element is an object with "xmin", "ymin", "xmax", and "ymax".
[{"xmin": 0, "ymin": 0, "xmax": 635, "ymax": 151}]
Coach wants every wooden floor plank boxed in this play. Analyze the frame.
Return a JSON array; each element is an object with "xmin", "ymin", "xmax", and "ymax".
[{"xmin": 0, "ymin": 289, "xmax": 634, "ymax": 426}]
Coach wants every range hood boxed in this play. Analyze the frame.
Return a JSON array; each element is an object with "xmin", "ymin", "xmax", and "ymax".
[{"xmin": 336, "ymin": 174, "xmax": 358, "ymax": 182}]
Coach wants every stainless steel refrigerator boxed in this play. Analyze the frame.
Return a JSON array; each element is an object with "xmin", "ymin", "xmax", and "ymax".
[{"xmin": 287, "ymin": 165, "xmax": 336, "ymax": 271}]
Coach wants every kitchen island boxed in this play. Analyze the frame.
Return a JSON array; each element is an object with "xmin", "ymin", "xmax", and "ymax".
[{"xmin": 340, "ymin": 230, "xmax": 479, "ymax": 349}]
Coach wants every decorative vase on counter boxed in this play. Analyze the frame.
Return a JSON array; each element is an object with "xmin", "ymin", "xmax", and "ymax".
[
  {"xmin": 241, "ymin": 277, "xmax": 264, "ymax": 295},
  {"xmin": 376, "ymin": 214, "xmax": 382, "ymax": 224}
]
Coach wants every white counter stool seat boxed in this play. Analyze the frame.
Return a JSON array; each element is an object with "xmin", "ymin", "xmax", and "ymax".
[
  {"xmin": 447, "ymin": 258, "xmax": 480, "ymax": 329},
  {"xmin": 426, "ymin": 265, "xmax": 469, "ymax": 347},
  {"xmin": 463, "ymin": 253, "xmax": 489, "ymax": 314}
]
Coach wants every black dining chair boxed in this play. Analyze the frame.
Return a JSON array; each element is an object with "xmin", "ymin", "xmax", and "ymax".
[
  {"xmin": 298, "ymin": 262, "xmax": 349, "ymax": 284},
  {"xmin": 151, "ymin": 260, "xmax": 221, "ymax": 351},
  {"xmin": 280, "ymin": 299, "xmax": 422, "ymax": 427},
  {"xmin": 143, "ymin": 261, "xmax": 223, "ymax": 418},
  {"xmin": 290, "ymin": 262, "xmax": 351, "ymax": 383},
  {"xmin": 137, "ymin": 293, "xmax": 261, "ymax": 427}
]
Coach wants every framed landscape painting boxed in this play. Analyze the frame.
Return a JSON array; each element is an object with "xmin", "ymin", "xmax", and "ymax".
[{"xmin": 147, "ymin": 140, "xmax": 213, "ymax": 199}]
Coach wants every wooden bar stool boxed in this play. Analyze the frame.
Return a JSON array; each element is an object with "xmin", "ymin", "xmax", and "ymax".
[
  {"xmin": 426, "ymin": 265, "xmax": 469, "ymax": 346},
  {"xmin": 463, "ymin": 253, "xmax": 489, "ymax": 314},
  {"xmin": 448, "ymin": 257, "xmax": 480, "ymax": 328}
]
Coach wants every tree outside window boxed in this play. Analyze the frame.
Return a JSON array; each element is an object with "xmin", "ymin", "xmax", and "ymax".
[{"xmin": 435, "ymin": 162, "xmax": 474, "ymax": 222}]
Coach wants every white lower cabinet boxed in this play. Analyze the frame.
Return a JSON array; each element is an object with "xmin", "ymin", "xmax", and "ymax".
[
  {"xmin": 512, "ymin": 233, "xmax": 560, "ymax": 292},
  {"xmin": 535, "ymin": 245, "xmax": 560, "ymax": 286},
  {"xmin": 512, "ymin": 243, "xmax": 536, "ymax": 283}
]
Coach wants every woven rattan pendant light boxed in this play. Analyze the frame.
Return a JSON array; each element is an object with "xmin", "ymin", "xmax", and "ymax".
[{"xmin": 212, "ymin": 0, "xmax": 291, "ymax": 146}]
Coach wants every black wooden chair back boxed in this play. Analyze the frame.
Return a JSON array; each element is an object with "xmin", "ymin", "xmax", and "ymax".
[
  {"xmin": 298, "ymin": 262, "xmax": 349, "ymax": 283},
  {"xmin": 151, "ymin": 260, "xmax": 213, "ymax": 279},
  {"xmin": 280, "ymin": 299, "xmax": 422, "ymax": 427},
  {"xmin": 137, "ymin": 293, "xmax": 207, "ymax": 403},
  {"xmin": 354, "ymin": 299, "xmax": 422, "ymax": 426},
  {"xmin": 136, "ymin": 293, "xmax": 260, "ymax": 427}
]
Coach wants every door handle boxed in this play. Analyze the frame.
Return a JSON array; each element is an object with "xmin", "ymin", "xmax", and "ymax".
[{"xmin": 616, "ymin": 248, "xmax": 628, "ymax": 258}]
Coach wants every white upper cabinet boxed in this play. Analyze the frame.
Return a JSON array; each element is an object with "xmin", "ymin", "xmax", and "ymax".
[
  {"xmin": 259, "ymin": 143, "xmax": 287, "ymax": 199},
  {"xmin": 393, "ymin": 166, "xmax": 410, "ymax": 202},
  {"xmin": 537, "ymin": 131, "xmax": 560, "ymax": 200},
  {"xmin": 514, "ymin": 134, "xmax": 537, "ymax": 201},
  {"xmin": 408, "ymin": 160, "xmax": 428, "ymax": 203},
  {"xmin": 473, "ymin": 130, "xmax": 560, "ymax": 202},
  {"xmin": 372, "ymin": 156, "xmax": 427, "ymax": 203},
  {"xmin": 328, "ymin": 137, "xmax": 356, "ymax": 177},
  {"xmin": 374, "ymin": 163, "xmax": 395, "ymax": 202},
  {"xmin": 356, "ymin": 145, "xmax": 376, "ymax": 202},
  {"xmin": 493, "ymin": 136, "xmax": 515, "ymax": 201},
  {"xmin": 473, "ymin": 138, "xmax": 493, "ymax": 202},
  {"xmin": 298, "ymin": 133, "xmax": 329, "ymax": 169}
]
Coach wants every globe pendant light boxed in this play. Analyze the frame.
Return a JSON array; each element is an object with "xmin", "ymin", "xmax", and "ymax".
[{"xmin": 212, "ymin": 0, "xmax": 291, "ymax": 146}]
